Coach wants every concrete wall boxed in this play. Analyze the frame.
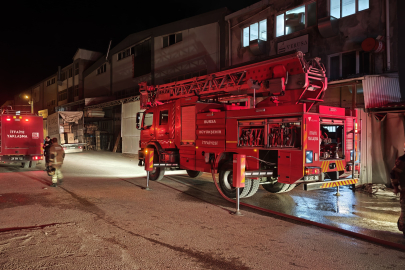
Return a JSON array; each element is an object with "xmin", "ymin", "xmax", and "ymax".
[
  {"xmin": 84, "ymin": 61, "xmax": 111, "ymax": 98},
  {"xmin": 227, "ymin": 0, "xmax": 397, "ymax": 75},
  {"xmin": 154, "ymin": 23, "xmax": 220, "ymax": 85}
]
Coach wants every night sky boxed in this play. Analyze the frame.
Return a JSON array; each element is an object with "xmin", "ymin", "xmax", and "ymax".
[{"xmin": 0, "ymin": 0, "xmax": 260, "ymax": 106}]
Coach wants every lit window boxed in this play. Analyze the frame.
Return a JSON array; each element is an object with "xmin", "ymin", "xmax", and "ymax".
[
  {"xmin": 242, "ymin": 19, "xmax": 267, "ymax": 47},
  {"xmin": 243, "ymin": 28, "xmax": 249, "ymax": 47},
  {"xmin": 276, "ymin": 3, "xmax": 316, "ymax": 37},
  {"xmin": 330, "ymin": 0, "xmax": 369, "ymax": 19}
]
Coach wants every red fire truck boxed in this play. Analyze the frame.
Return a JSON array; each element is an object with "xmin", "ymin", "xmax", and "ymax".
[
  {"xmin": 136, "ymin": 52, "xmax": 360, "ymax": 198},
  {"xmin": 0, "ymin": 107, "xmax": 44, "ymax": 168}
]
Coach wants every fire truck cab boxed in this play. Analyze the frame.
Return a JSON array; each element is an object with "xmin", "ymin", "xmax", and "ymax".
[{"xmin": 137, "ymin": 52, "xmax": 360, "ymax": 199}]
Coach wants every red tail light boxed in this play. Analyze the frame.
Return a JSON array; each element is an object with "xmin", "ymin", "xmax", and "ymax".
[
  {"xmin": 25, "ymin": 118, "xmax": 29, "ymax": 122},
  {"xmin": 305, "ymin": 168, "xmax": 320, "ymax": 175},
  {"xmin": 6, "ymin": 118, "xmax": 11, "ymax": 121}
]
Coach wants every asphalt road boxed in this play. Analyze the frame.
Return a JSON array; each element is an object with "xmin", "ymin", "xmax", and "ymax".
[{"xmin": 1, "ymin": 151, "xmax": 405, "ymax": 270}]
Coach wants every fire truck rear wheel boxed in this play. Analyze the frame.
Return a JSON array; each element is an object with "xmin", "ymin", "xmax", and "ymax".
[
  {"xmin": 219, "ymin": 162, "xmax": 252, "ymax": 199},
  {"xmin": 186, "ymin": 170, "xmax": 203, "ymax": 178},
  {"xmin": 149, "ymin": 150, "xmax": 165, "ymax": 181},
  {"xmin": 262, "ymin": 179, "xmax": 295, "ymax": 193},
  {"xmin": 22, "ymin": 162, "xmax": 29, "ymax": 169},
  {"xmin": 244, "ymin": 179, "xmax": 260, "ymax": 198}
]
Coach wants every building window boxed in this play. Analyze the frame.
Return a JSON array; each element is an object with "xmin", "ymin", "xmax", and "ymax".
[
  {"xmin": 162, "ymin": 33, "xmax": 182, "ymax": 48},
  {"xmin": 74, "ymin": 62, "xmax": 79, "ymax": 75},
  {"xmin": 330, "ymin": 0, "xmax": 369, "ymax": 18},
  {"xmin": 74, "ymin": 86, "xmax": 79, "ymax": 97},
  {"xmin": 46, "ymin": 78, "xmax": 56, "ymax": 86},
  {"xmin": 276, "ymin": 2, "xmax": 316, "ymax": 37},
  {"xmin": 117, "ymin": 48, "xmax": 131, "ymax": 61},
  {"xmin": 243, "ymin": 19, "xmax": 267, "ymax": 47},
  {"xmin": 68, "ymin": 69, "xmax": 73, "ymax": 78},
  {"xmin": 328, "ymin": 51, "xmax": 370, "ymax": 81},
  {"xmin": 97, "ymin": 63, "xmax": 107, "ymax": 75},
  {"xmin": 58, "ymin": 89, "xmax": 68, "ymax": 101},
  {"xmin": 60, "ymin": 72, "xmax": 66, "ymax": 81}
]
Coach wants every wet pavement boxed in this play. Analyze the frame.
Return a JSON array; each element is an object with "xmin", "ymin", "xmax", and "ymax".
[
  {"xmin": 160, "ymin": 172, "xmax": 405, "ymax": 247},
  {"xmin": 1, "ymin": 151, "xmax": 405, "ymax": 269}
]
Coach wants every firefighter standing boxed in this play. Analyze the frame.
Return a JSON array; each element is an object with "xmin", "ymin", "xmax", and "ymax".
[
  {"xmin": 390, "ymin": 144, "xmax": 405, "ymax": 238},
  {"xmin": 49, "ymin": 137, "xmax": 65, "ymax": 187},
  {"xmin": 43, "ymin": 136, "xmax": 51, "ymax": 170}
]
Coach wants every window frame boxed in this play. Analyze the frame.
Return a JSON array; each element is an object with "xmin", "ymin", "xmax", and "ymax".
[
  {"xmin": 97, "ymin": 63, "xmax": 107, "ymax": 75},
  {"xmin": 327, "ymin": 50, "xmax": 360, "ymax": 80},
  {"xmin": 162, "ymin": 32, "xmax": 183, "ymax": 48},
  {"xmin": 242, "ymin": 19, "xmax": 267, "ymax": 48},
  {"xmin": 159, "ymin": 110, "xmax": 169, "ymax": 125},
  {"xmin": 143, "ymin": 112, "xmax": 154, "ymax": 128},
  {"xmin": 329, "ymin": 0, "xmax": 369, "ymax": 19},
  {"xmin": 274, "ymin": 1, "xmax": 316, "ymax": 38}
]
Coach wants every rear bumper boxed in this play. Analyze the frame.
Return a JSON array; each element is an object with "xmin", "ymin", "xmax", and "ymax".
[
  {"xmin": 0, "ymin": 155, "xmax": 43, "ymax": 163},
  {"xmin": 62, "ymin": 144, "xmax": 85, "ymax": 153},
  {"xmin": 303, "ymin": 178, "xmax": 358, "ymax": 191}
]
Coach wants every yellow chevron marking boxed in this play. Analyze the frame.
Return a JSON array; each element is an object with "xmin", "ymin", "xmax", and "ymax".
[
  {"xmin": 324, "ymin": 161, "xmax": 330, "ymax": 172},
  {"xmin": 226, "ymin": 141, "xmax": 238, "ymax": 143}
]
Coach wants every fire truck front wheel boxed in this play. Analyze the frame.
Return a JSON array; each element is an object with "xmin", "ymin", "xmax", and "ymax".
[
  {"xmin": 149, "ymin": 150, "xmax": 165, "ymax": 181},
  {"xmin": 186, "ymin": 170, "xmax": 203, "ymax": 178},
  {"xmin": 219, "ymin": 162, "xmax": 252, "ymax": 199},
  {"xmin": 262, "ymin": 179, "xmax": 296, "ymax": 193}
]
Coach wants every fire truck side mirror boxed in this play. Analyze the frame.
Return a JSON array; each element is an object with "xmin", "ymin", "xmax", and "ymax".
[{"xmin": 136, "ymin": 112, "xmax": 142, "ymax": 130}]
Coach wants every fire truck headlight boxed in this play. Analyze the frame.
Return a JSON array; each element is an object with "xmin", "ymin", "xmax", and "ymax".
[{"xmin": 305, "ymin": 150, "xmax": 313, "ymax": 164}]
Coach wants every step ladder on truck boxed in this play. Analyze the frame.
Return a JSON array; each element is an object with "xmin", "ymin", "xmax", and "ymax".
[{"xmin": 136, "ymin": 51, "xmax": 361, "ymax": 199}]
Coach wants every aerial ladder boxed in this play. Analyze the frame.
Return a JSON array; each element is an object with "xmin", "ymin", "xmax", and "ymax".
[{"xmin": 139, "ymin": 51, "xmax": 327, "ymax": 111}]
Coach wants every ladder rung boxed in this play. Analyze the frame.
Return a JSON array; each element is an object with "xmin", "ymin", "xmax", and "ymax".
[{"xmin": 300, "ymin": 98, "xmax": 324, "ymax": 103}]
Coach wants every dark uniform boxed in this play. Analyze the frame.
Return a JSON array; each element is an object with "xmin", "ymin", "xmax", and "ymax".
[
  {"xmin": 43, "ymin": 136, "xmax": 51, "ymax": 169},
  {"xmin": 390, "ymin": 154, "xmax": 405, "ymax": 236}
]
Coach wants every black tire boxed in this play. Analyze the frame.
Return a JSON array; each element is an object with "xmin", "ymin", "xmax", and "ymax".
[
  {"xmin": 262, "ymin": 178, "xmax": 295, "ymax": 193},
  {"xmin": 218, "ymin": 161, "xmax": 252, "ymax": 199},
  {"xmin": 22, "ymin": 162, "xmax": 29, "ymax": 169},
  {"xmin": 186, "ymin": 170, "xmax": 203, "ymax": 178},
  {"xmin": 244, "ymin": 179, "xmax": 260, "ymax": 198},
  {"xmin": 148, "ymin": 149, "xmax": 165, "ymax": 181},
  {"xmin": 29, "ymin": 161, "xmax": 37, "ymax": 168}
]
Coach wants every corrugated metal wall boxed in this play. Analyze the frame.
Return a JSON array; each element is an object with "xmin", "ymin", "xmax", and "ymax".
[
  {"xmin": 121, "ymin": 101, "xmax": 142, "ymax": 154},
  {"xmin": 363, "ymin": 75, "xmax": 401, "ymax": 109}
]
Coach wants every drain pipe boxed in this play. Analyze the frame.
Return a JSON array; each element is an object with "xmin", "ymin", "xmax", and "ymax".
[
  {"xmin": 228, "ymin": 19, "xmax": 232, "ymax": 67},
  {"xmin": 386, "ymin": 0, "xmax": 391, "ymax": 71}
]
